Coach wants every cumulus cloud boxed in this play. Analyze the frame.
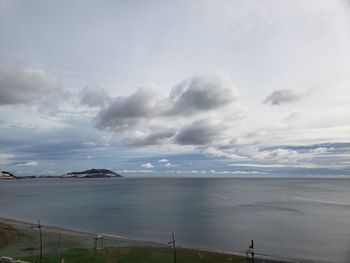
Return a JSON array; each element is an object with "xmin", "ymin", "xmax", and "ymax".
[
  {"xmin": 0, "ymin": 67, "xmax": 55, "ymax": 105},
  {"xmin": 165, "ymin": 73, "xmax": 238, "ymax": 115},
  {"xmin": 94, "ymin": 86, "xmax": 161, "ymax": 131},
  {"xmin": 93, "ymin": 73, "xmax": 238, "ymax": 137},
  {"xmin": 174, "ymin": 119, "xmax": 220, "ymax": 145},
  {"xmin": 88, "ymin": 72, "xmax": 345, "ymax": 172},
  {"xmin": 263, "ymin": 89, "xmax": 302, "ymax": 105},
  {"xmin": 141, "ymin": 162, "xmax": 154, "ymax": 169}
]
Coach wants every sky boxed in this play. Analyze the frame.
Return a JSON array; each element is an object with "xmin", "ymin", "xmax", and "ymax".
[{"xmin": 0, "ymin": 0, "xmax": 349, "ymax": 177}]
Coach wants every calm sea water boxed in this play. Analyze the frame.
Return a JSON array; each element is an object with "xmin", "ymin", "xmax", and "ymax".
[{"xmin": 0, "ymin": 178, "xmax": 349, "ymax": 262}]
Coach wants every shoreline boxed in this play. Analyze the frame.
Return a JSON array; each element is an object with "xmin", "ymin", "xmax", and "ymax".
[
  {"xmin": 0, "ymin": 217, "xmax": 161, "ymax": 247},
  {"xmin": 0, "ymin": 216, "xmax": 317, "ymax": 263}
]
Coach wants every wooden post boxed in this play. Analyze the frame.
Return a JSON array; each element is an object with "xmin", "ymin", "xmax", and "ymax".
[
  {"xmin": 251, "ymin": 240, "xmax": 254, "ymax": 263},
  {"xmin": 57, "ymin": 233, "xmax": 61, "ymax": 263},
  {"xmin": 246, "ymin": 239, "xmax": 255, "ymax": 263},
  {"xmin": 172, "ymin": 233, "xmax": 176, "ymax": 263},
  {"xmin": 31, "ymin": 220, "xmax": 43, "ymax": 263},
  {"xmin": 168, "ymin": 233, "xmax": 176, "ymax": 263}
]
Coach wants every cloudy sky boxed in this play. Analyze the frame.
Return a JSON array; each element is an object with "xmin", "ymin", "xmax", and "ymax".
[{"xmin": 0, "ymin": 0, "xmax": 349, "ymax": 176}]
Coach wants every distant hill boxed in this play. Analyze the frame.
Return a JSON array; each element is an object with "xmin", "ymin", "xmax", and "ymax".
[
  {"xmin": 0, "ymin": 171, "xmax": 17, "ymax": 179},
  {"xmin": 0, "ymin": 169, "xmax": 123, "ymax": 179},
  {"xmin": 64, "ymin": 169, "xmax": 123, "ymax": 178}
]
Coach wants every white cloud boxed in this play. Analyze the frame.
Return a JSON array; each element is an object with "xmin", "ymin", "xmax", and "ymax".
[
  {"xmin": 158, "ymin": 159, "xmax": 169, "ymax": 163},
  {"xmin": 119, "ymin": 169, "xmax": 155, "ymax": 173},
  {"xmin": 228, "ymin": 163, "xmax": 287, "ymax": 168},
  {"xmin": 83, "ymin": 141, "xmax": 97, "ymax": 147},
  {"xmin": 262, "ymin": 148, "xmax": 299, "ymax": 162},
  {"xmin": 141, "ymin": 163, "xmax": 154, "ymax": 169},
  {"xmin": 17, "ymin": 161, "xmax": 38, "ymax": 167},
  {"xmin": 309, "ymin": 147, "xmax": 328, "ymax": 154}
]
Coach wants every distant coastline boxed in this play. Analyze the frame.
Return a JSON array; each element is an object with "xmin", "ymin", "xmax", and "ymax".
[{"xmin": 0, "ymin": 169, "xmax": 123, "ymax": 179}]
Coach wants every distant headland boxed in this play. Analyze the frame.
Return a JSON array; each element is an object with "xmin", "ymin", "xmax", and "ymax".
[
  {"xmin": 0, "ymin": 171, "xmax": 17, "ymax": 179},
  {"xmin": 0, "ymin": 169, "xmax": 123, "ymax": 179}
]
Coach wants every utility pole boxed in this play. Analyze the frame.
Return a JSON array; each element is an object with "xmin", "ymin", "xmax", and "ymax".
[
  {"xmin": 167, "ymin": 233, "xmax": 177, "ymax": 263},
  {"xmin": 57, "ymin": 233, "xmax": 61, "ymax": 263},
  {"xmin": 31, "ymin": 220, "xmax": 43, "ymax": 263}
]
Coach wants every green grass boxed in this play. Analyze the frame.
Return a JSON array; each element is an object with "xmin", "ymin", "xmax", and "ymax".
[
  {"xmin": 0, "ymin": 222, "xmax": 27, "ymax": 247},
  {"xmin": 0, "ymin": 224, "xmax": 130, "ymax": 257},
  {"xmin": 20, "ymin": 246, "xmax": 283, "ymax": 263},
  {"xmin": 21, "ymin": 248, "xmax": 106, "ymax": 263},
  {"xmin": 1, "ymin": 220, "xmax": 284, "ymax": 263}
]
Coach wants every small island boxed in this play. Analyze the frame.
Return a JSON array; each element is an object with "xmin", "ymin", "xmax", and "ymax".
[
  {"xmin": 0, "ymin": 169, "xmax": 123, "ymax": 179},
  {"xmin": 63, "ymin": 169, "xmax": 123, "ymax": 178}
]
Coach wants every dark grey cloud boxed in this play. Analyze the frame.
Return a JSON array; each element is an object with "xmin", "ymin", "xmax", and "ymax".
[
  {"xmin": 166, "ymin": 74, "xmax": 237, "ymax": 115},
  {"xmin": 94, "ymin": 87, "xmax": 159, "ymax": 131},
  {"xmin": 174, "ymin": 119, "xmax": 219, "ymax": 145},
  {"xmin": 92, "ymin": 73, "xmax": 238, "ymax": 150},
  {"xmin": 263, "ymin": 89, "xmax": 302, "ymax": 105},
  {"xmin": 124, "ymin": 130, "xmax": 175, "ymax": 146},
  {"xmin": 94, "ymin": 74, "xmax": 237, "ymax": 135},
  {"xmin": 0, "ymin": 67, "xmax": 55, "ymax": 105}
]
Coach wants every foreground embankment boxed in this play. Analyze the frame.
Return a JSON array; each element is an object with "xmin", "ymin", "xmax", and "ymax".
[{"xmin": 0, "ymin": 217, "xmax": 317, "ymax": 263}]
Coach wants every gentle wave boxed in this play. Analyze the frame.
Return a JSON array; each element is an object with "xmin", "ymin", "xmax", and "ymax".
[{"xmin": 289, "ymin": 196, "xmax": 350, "ymax": 206}]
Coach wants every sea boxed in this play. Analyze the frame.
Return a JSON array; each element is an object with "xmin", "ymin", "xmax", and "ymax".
[{"xmin": 0, "ymin": 177, "xmax": 349, "ymax": 262}]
